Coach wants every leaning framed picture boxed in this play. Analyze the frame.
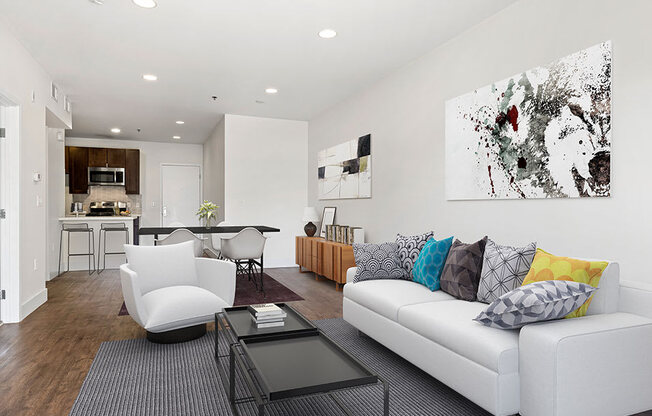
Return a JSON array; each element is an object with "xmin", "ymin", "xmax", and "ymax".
[{"xmin": 320, "ymin": 207, "xmax": 336, "ymax": 238}]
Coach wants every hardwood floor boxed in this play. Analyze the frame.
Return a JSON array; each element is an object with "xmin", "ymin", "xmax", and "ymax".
[{"xmin": 0, "ymin": 267, "xmax": 341, "ymax": 416}]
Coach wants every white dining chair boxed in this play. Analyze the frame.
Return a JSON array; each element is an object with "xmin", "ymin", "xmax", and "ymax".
[
  {"xmin": 220, "ymin": 227, "xmax": 267, "ymax": 293},
  {"xmin": 155, "ymin": 228, "xmax": 206, "ymax": 257}
]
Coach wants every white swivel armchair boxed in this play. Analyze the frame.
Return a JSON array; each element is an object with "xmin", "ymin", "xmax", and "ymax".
[
  {"xmin": 120, "ymin": 240, "xmax": 236, "ymax": 343},
  {"xmin": 220, "ymin": 227, "xmax": 267, "ymax": 293}
]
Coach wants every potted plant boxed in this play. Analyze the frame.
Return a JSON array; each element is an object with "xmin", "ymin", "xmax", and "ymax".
[{"xmin": 196, "ymin": 201, "xmax": 219, "ymax": 228}]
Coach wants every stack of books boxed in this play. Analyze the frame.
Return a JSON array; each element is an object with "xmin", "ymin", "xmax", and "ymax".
[{"xmin": 248, "ymin": 303, "xmax": 287, "ymax": 328}]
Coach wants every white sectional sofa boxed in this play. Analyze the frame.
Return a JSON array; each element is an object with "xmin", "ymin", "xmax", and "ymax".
[{"xmin": 343, "ymin": 263, "xmax": 652, "ymax": 416}]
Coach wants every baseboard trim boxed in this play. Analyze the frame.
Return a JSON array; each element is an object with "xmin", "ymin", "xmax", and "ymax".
[{"xmin": 20, "ymin": 288, "xmax": 48, "ymax": 321}]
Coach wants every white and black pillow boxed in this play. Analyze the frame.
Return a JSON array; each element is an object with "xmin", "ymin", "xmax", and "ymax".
[
  {"xmin": 353, "ymin": 242, "xmax": 408, "ymax": 283},
  {"xmin": 474, "ymin": 280, "xmax": 597, "ymax": 329},
  {"xmin": 477, "ymin": 239, "xmax": 537, "ymax": 304},
  {"xmin": 396, "ymin": 231, "xmax": 434, "ymax": 276}
]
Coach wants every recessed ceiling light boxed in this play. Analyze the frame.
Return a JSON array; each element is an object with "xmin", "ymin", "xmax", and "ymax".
[
  {"xmin": 265, "ymin": 88, "xmax": 278, "ymax": 94},
  {"xmin": 142, "ymin": 74, "xmax": 158, "ymax": 81},
  {"xmin": 89, "ymin": 0, "xmax": 104, "ymax": 5},
  {"xmin": 175, "ymin": 121, "xmax": 185, "ymax": 125},
  {"xmin": 172, "ymin": 136, "xmax": 181, "ymax": 139},
  {"xmin": 318, "ymin": 29, "xmax": 337, "ymax": 39},
  {"xmin": 111, "ymin": 128, "xmax": 121, "ymax": 134},
  {"xmin": 133, "ymin": 0, "xmax": 157, "ymax": 8}
]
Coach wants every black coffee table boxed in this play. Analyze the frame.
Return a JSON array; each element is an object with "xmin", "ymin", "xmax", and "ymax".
[{"xmin": 215, "ymin": 304, "xmax": 389, "ymax": 416}]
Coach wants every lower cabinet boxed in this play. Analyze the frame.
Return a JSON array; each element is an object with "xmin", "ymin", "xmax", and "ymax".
[{"xmin": 295, "ymin": 236, "xmax": 356, "ymax": 290}]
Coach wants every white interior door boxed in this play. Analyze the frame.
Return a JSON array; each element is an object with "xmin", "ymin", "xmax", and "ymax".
[{"xmin": 160, "ymin": 164, "xmax": 201, "ymax": 227}]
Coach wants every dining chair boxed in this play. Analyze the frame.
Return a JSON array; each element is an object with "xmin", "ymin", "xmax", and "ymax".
[
  {"xmin": 155, "ymin": 228, "xmax": 206, "ymax": 257},
  {"xmin": 205, "ymin": 221, "xmax": 232, "ymax": 259},
  {"xmin": 220, "ymin": 227, "xmax": 267, "ymax": 293}
]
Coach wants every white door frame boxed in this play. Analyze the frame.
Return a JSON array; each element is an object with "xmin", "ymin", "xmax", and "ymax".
[
  {"xmin": 0, "ymin": 92, "xmax": 21, "ymax": 323},
  {"xmin": 159, "ymin": 163, "xmax": 202, "ymax": 226}
]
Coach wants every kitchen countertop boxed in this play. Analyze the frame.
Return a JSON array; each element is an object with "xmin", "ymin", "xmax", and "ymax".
[{"xmin": 59, "ymin": 216, "xmax": 136, "ymax": 221}]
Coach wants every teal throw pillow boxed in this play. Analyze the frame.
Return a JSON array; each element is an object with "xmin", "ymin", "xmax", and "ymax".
[{"xmin": 412, "ymin": 236, "xmax": 454, "ymax": 291}]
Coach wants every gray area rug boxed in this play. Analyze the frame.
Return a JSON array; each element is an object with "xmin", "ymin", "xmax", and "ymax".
[{"xmin": 70, "ymin": 318, "xmax": 489, "ymax": 415}]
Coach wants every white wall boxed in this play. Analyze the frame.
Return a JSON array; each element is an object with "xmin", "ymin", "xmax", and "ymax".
[
  {"xmin": 203, "ymin": 117, "xmax": 225, "ymax": 222},
  {"xmin": 65, "ymin": 137, "xmax": 203, "ymax": 244},
  {"xmin": 308, "ymin": 0, "xmax": 652, "ymax": 284},
  {"xmin": 0, "ymin": 23, "xmax": 72, "ymax": 322},
  {"xmin": 47, "ymin": 127, "xmax": 65, "ymax": 280},
  {"xmin": 224, "ymin": 114, "xmax": 308, "ymax": 267}
]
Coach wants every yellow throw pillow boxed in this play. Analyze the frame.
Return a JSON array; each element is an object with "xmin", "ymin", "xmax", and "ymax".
[{"xmin": 522, "ymin": 248, "xmax": 608, "ymax": 318}]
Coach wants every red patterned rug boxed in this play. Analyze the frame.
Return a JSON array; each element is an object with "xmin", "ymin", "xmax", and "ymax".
[{"xmin": 118, "ymin": 272, "xmax": 304, "ymax": 316}]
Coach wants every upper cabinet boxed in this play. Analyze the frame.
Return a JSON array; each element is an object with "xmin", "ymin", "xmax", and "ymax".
[
  {"xmin": 88, "ymin": 147, "xmax": 107, "ymax": 167},
  {"xmin": 88, "ymin": 147, "xmax": 126, "ymax": 168},
  {"xmin": 68, "ymin": 146, "xmax": 89, "ymax": 194},
  {"xmin": 124, "ymin": 149, "xmax": 140, "ymax": 195},
  {"xmin": 107, "ymin": 148, "xmax": 126, "ymax": 167},
  {"xmin": 65, "ymin": 146, "xmax": 139, "ymax": 194}
]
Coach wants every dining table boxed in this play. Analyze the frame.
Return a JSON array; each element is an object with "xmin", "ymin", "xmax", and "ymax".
[{"xmin": 135, "ymin": 225, "xmax": 280, "ymax": 244}]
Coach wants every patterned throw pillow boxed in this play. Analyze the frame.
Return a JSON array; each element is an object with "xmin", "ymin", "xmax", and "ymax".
[
  {"xmin": 440, "ymin": 236, "xmax": 488, "ymax": 301},
  {"xmin": 352, "ymin": 242, "xmax": 408, "ymax": 283},
  {"xmin": 474, "ymin": 280, "xmax": 598, "ymax": 329},
  {"xmin": 396, "ymin": 231, "xmax": 434, "ymax": 275},
  {"xmin": 477, "ymin": 239, "xmax": 537, "ymax": 304},
  {"xmin": 522, "ymin": 249, "xmax": 608, "ymax": 318},
  {"xmin": 412, "ymin": 236, "xmax": 454, "ymax": 291}
]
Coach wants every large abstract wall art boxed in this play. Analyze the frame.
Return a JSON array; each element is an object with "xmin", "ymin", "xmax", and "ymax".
[
  {"xmin": 318, "ymin": 134, "xmax": 371, "ymax": 200},
  {"xmin": 445, "ymin": 41, "xmax": 612, "ymax": 200}
]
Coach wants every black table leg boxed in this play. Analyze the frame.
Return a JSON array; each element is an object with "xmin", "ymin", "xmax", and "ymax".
[
  {"xmin": 230, "ymin": 345, "xmax": 237, "ymax": 414},
  {"xmin": 380, "ymin": 375, "xmax": 390, "ymax": 416}
]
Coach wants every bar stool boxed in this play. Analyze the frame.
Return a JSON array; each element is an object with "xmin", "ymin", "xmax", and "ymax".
[
  {"xmin": 98, "ymin": 222, "xmax": 129, "ymax": 273},
  {"xmin": 58, "ymin": 223, "xmax": 96, "ymax": 276}
]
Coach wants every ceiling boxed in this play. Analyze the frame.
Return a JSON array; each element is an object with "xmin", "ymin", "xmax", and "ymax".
[{"xmin": 0, "ymin": 0, "xmax": 515, "ymax": 144}]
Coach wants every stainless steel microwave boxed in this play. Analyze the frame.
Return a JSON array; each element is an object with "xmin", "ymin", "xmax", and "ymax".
[{"xmin": 88, "ymin": 167, "xmax": 125, "ymax": 186}]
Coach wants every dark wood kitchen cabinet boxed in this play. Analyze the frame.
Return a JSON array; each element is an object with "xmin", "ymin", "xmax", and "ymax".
[
  {"xmin": 107, "ymin": 148, "xmax": 126, "ymax": 167},
  {"xmin": 68, "ymin": 146, "xmax": 89, "ymax": 194},
  {"xmin": 64, "ymin": 146, "xmax": 70, "ymax": 174},
  {"xmin": 88, "ymin": 148, "xmax": 107, "ymax": 167},
  {"xmin": 125, "ymin": 149, "xmax": 140, "ymax": 194},
  {"xmin": 88, "ymin": 148, "xmax": 126, "ymax": 168}
]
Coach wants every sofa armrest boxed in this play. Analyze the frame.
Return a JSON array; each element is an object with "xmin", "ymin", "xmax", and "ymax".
[
  {"xmin": 119, "ymin": 264, "xmax": 149, "ymax": 328},
  {"xmin": 346, "ymin": 267, "xmax": 357, "ymax": 284},
  {"xmin": 519, "ymin": 312, "xmax": 652, "ymax": 416},
  {"xmin": 195, "ymin": 257, "xmax": 236, "ymax": 306}
]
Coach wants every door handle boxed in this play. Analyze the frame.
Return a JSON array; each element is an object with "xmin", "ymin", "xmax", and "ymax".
[{"xmin": 162, "ymin": 206, "xmax": 167, "ymax": 217}]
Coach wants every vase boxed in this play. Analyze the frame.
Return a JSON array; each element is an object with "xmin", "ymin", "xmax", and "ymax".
[{"xmin": 204, "ymin": 218, "xmax": 212, "ymax": 229}]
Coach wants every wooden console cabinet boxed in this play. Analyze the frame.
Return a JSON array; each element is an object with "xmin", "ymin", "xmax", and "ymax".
[{"xmin": 295, "ymin": 236, "xmax": 356, "ymax": 290}]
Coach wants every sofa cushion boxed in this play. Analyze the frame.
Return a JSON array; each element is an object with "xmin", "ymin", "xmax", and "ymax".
[
  {"xmin": 124, "ymin": 240, "xmax": 199, "ymax": 295},
  {"xmin": 344, "ymin": 279, "xmax": 455, "ymax": 321},
  {"xmin": 477, "ymin": 239, "xmax": 537, "ymax": 304},
  {"xmin": 522, "ymin": 248, "xmax": 609, "ymax": 318},
  {"xmin": 396, "ymin": 231, "xmax": 434, "ymax": 275},
  {"xmin": 440, "ymin": 236, "xmax": 488, "ymax": 301},
  {"xmin": 398, "ymin": 300, "xmax": 520, "ymax": 373},
  {"xmin": 352, "ymin": 242, "xmax": 408, "ymax": 282},
  {"xmin": 142, "ymin": 285, "xmax": 228, "ymax": 332}
]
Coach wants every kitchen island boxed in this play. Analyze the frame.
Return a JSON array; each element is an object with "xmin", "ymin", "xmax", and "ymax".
[{"xmin": 57, "ymin": 216, "xmax": 138, "ymax": 273}]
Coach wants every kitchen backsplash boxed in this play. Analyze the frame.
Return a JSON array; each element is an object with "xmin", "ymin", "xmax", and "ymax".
[{"xmin": 66, "ymin": 185, "xmax": 142, "ymax": 215}]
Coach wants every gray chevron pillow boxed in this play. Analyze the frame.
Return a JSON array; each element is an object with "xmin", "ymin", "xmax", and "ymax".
[
  {"xmin": 474, "ymin": 280, "xmax": 597, "ymax": 329},
  {"xmin": 353, "ymin": 242, "xmax": 408, "ymax": 283}
]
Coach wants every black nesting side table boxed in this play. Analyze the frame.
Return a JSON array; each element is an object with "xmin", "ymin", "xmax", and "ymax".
[{"xmin": 215, "ymin": 304, "xmax": 389, "ymax": 416}]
